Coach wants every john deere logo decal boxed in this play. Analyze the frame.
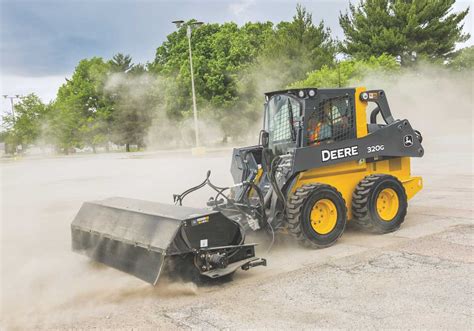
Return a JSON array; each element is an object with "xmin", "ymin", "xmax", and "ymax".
[{"xmin": 403, "ymin": 135, "xmax": 413, "ymax": 147}]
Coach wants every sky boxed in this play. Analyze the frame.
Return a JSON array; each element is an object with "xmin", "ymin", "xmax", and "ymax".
[{"xmin": 0, "ymin": 0, "xmax": 472, "ymax": 113}]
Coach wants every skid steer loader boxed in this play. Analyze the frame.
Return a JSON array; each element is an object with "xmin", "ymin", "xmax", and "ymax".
[{"xmin": 72, "ymin": 87, "xmax": 424, "ymax": 284}]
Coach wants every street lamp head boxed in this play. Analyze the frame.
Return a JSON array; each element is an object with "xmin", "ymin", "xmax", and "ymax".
[
  {"xmin": 194, "ymin": 22, "xmax": 204, "ymax": 27},
  {"xmin": 172, "ymin": 20, "xmax": 185, "ymax": 28},
  {"xmin": 15, "ymin": 94, "xmax": 20, "ymax": 98},
  {"xmin": 2, "ymin": 95, "xmax": 7, "ymax": 99}
]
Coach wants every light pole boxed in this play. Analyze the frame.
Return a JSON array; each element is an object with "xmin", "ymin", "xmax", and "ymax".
[
  {"xmin": 3, "ymin": 94, "xmax": 21, "ymax": 124},
  {"xmin": 3, "ymin": 94, "xmax": 21, "ymax": 154},
  {"xmin": 172, "ymin": 20, "xmax": 204, "ymax": 148}
]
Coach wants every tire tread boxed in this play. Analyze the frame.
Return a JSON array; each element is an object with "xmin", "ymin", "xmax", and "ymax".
[
  {"xmin": 351, "ymin": 174, "xmax": 407, "ymax": 233},
  {"xmin": 286, "ymin": 184, "xmax": 346, "ymax": 248}
]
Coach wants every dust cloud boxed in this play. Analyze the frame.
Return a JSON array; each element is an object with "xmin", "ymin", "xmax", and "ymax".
[
  {"xmin": 104, "ymin": 72, "xmax": 229, "ymax": 149},
  {"xmin": 0, "ymin": 154, "xmax": 218, "ymax": 329},
  {"xmin": 146, "ymin": 114, "xmax": 226, "ymax": 149},
  {"xmin": 146, "ymin": 57, "xmax": 296, "ymax": 148},
  {"xmin": 357, "ymin": 64, "xmax": 473, "ymax": 153}
]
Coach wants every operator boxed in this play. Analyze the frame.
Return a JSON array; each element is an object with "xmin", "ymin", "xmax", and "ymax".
[{"xmin": 308, "ymin": 102, "xmax": 333, "ymax": 145}]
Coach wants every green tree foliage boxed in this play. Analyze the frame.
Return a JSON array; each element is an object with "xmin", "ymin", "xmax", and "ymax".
[
  {"xmin": 1, "ymin": 94, "xmax": 50, "ymax": 151},
  {"xmin": 260, "ymin": 4, "xmax": 336, "ymax": 83},
  {"xmin": 44, "ymin": 101, "xmax": 83, "ymax": 153},
  {"xmin": 232, "ymin": 5, "xmax": 337, "ymax": 140},
  {"xmin": 110, "ymin": 53, "xmax": 133, "ymax": 73},
  {"xmin": 448, "ymin": 46, "xmax": 474, "ymax": 70},
  {"xmin": 151, "ymin": 21, "xmax": 273, "ymax": 115},
  {"xmin": 339, "ymin": 0, "xmax": 470, "ymax": 65},
  {"xmin": 149, "ymin": 21, "xmax": 274, "ymax": 140},
  {"xmin": 291, "ymin": 54, "xmax": 400, "ymax": 88},
  {"xmin": 45, "ymin": 54, "xmax": 155, "ymax": 153},
  {"xmin": 47, "ymin": 57, "xmax": 112, "ymax": 153}
]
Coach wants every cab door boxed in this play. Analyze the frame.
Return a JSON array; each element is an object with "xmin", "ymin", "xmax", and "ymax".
[{"xmin": 265, "ymin": 94, "xmax": 302, "ymax": 155}]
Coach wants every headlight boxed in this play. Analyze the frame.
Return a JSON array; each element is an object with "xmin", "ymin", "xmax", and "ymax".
[
  {"xmin": 308, "ymin": 89, "xmax": 316, "ymax": 97},
  {"xmin": 298, "ymin": 90, "xmax": 305, "ymax": 98},
  {"xmin": 360, "ymin": 92, "xmax": 369, "ymax": 101}
]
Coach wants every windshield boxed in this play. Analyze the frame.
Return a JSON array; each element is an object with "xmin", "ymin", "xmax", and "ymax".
[{"xmin": 264, "ymin": 94, "xmax": 301, "ymax": 151}]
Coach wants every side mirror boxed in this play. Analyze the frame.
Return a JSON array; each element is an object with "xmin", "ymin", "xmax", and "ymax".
[{"xmin": 261, "ymin": 130, "xmax": 269, "ymax": 148}]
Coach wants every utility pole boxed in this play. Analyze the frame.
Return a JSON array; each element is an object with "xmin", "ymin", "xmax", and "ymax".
[
  {"xmin": 3, "ymin": 94, "xmax": 21, "ymax": 124},
  {"xmin": 3, "ymin": 94, "xmax": 21, "ymax": 154},
  {"xmin": 187, "ymin": 24, "xmax": 200, "ymax": 147},
  {"xmin": 172, "ymin": 20, "xmax": 204, "ymax": 149}
]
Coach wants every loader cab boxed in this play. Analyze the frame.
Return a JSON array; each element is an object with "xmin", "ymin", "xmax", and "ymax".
[{"xmin": 264, "ymin": 88, "xmax": 357, "ymax": 155}]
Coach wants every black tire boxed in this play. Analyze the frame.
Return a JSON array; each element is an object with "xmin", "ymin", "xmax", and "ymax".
[
  {"xmin": 287, "ymin": 184, "xmax": 347, "ymax": 248},
  {"xmin": 352, "ymin": 174, "xmax": 407, "ymax": 233}
]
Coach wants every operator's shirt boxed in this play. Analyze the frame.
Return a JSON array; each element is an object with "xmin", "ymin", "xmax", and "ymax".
[{"xmin": 309, "ymin": 122, "xmax": 332, "ymax": 144}]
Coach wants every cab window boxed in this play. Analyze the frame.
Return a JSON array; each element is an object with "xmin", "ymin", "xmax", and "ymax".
[
  {"xmin": 265, "ymin": 95, "xmax": 301, "ymax": 147},
  {"xmin": 307, "ymin": 95, "xmax": 355, "ymax": 145}
]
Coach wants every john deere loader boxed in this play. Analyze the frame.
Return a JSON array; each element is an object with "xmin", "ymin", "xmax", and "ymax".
[{"xmin": 72, "ymin": 87, "xmax": 424, "ymax": 284}]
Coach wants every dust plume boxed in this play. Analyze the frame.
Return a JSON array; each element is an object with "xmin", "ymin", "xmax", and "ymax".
[
  {"xmin": 104, "ymin": 72, "xmax": 229, "ymax": 149},
  {"xmin": 146, "ymin": 111, "xmax": 225, "ymax": 149},
  {"xmin": 232, "ymin": 57, "xmax": 302, "ymax": 145},
  {"xmin": 1, "ymin": 239, "xmax": 198, "ymax": 329},
  {"xmin": 0, "ymin": 153, "xmax": 214, "ymax": 329},
  {"xmin": 146, "ymin": 54, "xmax": 305, "ymax": 148},
  {"xmin": 355, "ymin": 63, "xmax": 473, "ymax": 152}
]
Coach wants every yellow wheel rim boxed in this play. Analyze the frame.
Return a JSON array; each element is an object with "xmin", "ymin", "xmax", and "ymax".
[
  {"xmin": 310, "ymin": 199, "xmax": 338, "ymax": 234},
  {"xmin": 376, "ymin": 188, "xmax": 399, "ymax": 221}
]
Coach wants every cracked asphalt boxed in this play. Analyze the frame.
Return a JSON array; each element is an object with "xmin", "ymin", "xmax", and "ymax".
[{"xmin": 1, "ymin": 143, "xmax": 473, "ymax": 329}]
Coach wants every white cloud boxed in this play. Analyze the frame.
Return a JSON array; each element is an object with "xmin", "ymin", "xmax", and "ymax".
[
  {"xmin": 0, "ymin": 74, "xmax": 68, "ymax": 126},
  {"xmin": 229, "ymin": 0, "xmax": 256, "ymax": 17},
  {"xmin": 0, "ymin": 74, "xmax": 67, "ymax": 105}
]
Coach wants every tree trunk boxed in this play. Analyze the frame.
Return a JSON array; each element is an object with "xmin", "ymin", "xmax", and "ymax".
[{"xmin": 126, "ymin": 143, "xmax": 130, "ymax": 152}]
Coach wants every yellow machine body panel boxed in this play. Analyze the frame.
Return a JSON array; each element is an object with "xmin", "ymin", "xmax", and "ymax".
[
  {"xmin": 354, "ymin": 87, "xmax": 369, "ymax": 138},
  {"xmin": 290, "ymin": 87, "xmax": 422, "ymax": 220},
  {"xmin": 292, "ymin": 157, "xmax": 422, "ymax": 220}
]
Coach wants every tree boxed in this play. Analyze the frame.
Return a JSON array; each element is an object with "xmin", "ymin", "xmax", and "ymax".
[
  {"xmin": 151, "ymin": 21, "xmax": 273, "ymax": 108},
  {"xmin": 149, "ymin": 20, "xmax": 274, "ymax": 140},
  {"xmin": 49, "ymin": 57, "xmax": 111, "ymax": 153},
  {"xmin": 260, "ymin": 4, "xmax": 336, "ymax": 83},
  {"xmin": 107, "ymin": 58, "xmax": 155, "ymax": 152},
  {"xmin": 228, "ymin": 5, "xmax": 337, "ymax": 141},
  {"xmin": 110, "ymin": 53, "xmax": 133, "ymax": 73},
  {"xmin": 1, "ymin": 93, "xmax": 49, "ymax": 152},
  {"xmin": 44, "ymin": 100, "xmax": 83, "ymax": 154},
  {"xmin": 290, "ymin": 54, "xmax": 400, "ymax": 88},
  {"xmin": 448, "ymin": 46, "xmax": 474, "ymax": 70},
  {"xmin": 339, "ymin": 0, "xmax": 470, "ymax": 65}
]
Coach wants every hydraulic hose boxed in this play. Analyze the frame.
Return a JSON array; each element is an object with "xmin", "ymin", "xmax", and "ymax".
[
  {"xmin": 244, "ymin": 180, "xmax": 267, "ymax": 225},
  {"xmin": 269, "ymin": 155, "xmax": 287, "ymax": 212}
]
